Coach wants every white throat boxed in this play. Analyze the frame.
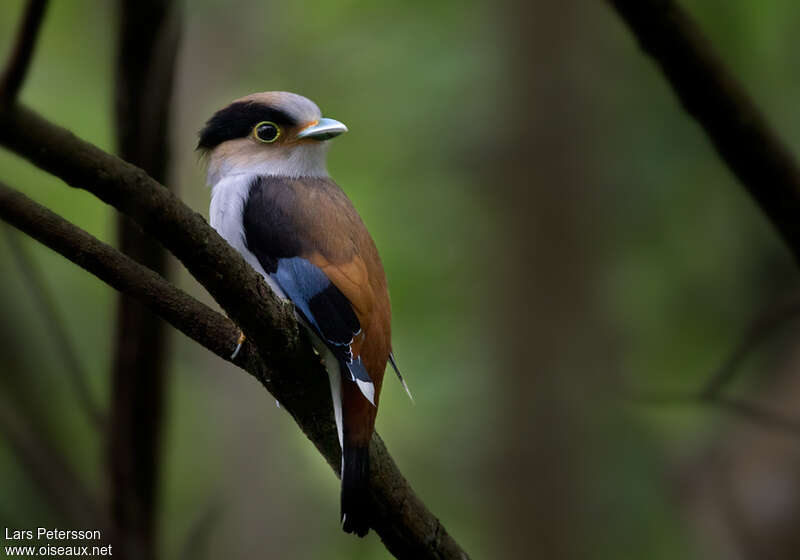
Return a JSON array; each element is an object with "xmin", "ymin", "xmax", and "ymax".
[{"xmin": 206, "ymin": 141, "xmax": 330, "ymax": 186}]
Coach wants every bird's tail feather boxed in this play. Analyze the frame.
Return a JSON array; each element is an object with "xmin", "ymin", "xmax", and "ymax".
[
  {"xmin": 389, "ymin": 351, "xmax": 413, "ymax": 402},
  {"xmin": 341, "ymin": 443, "xmax": 370, "ymax": 537}
]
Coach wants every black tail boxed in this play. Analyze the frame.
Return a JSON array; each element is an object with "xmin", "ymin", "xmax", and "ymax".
[{"xmin": 341, "ymin": 443, "xmax": 370, "ymax": 537}]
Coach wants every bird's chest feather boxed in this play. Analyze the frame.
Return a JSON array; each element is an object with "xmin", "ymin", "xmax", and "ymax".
[{"xmin": 208, "ymin": 173, "xmax": 288, "ymax": 297}]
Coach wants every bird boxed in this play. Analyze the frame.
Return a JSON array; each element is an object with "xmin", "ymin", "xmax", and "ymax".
[{"xmin": 197, "ymin": 91, "xmax": 410, "ymax": 537}]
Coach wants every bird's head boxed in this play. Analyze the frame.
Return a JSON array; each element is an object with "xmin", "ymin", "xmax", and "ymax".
[{"xmin": 197, "ymin": 91, "xmax": 347, "ymax": 185}]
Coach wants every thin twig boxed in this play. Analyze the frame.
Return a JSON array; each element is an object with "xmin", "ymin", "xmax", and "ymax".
[
  {"xmin": 0, "ymin": 0, "xmax": 48, "ymax": 103},
  {"xmin": 709, "ymin": 396, "xmax": 800, "ymax": 437},
  {"xmin": 2, "ymin": 227, "xmax": 105, "ymax": 429},
  {"xmin": 630, "ymin": 290, "xmax": 800, "ymax": 436},
  {"xmin": 702, "ymin": 292, "xmax": 800, "ymax": 397},
  {"xmin": 631, "ymin": 291, "xmax": 800, "ymax": 436},
  {"xmin": 635, "ymin": 392, "xmax": 800, "ymax": 439},
  {"xmin": 179, "ymin": 499, "xmax": 221, "ymax": 560},
  {"xmin": 630, "ymin": 292, "xmax": 800, "ymax": 405}
]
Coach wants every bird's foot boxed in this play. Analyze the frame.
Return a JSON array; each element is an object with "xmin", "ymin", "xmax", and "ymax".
[{"xmin": 231, "ymin": 330, "xmax": 246, "ymax": 360}]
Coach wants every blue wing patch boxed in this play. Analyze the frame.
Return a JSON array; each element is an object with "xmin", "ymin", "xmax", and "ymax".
[
  {"xmin": 272, "ymin": 257, "xmax": 369, "ymax": 383},
  {"xmin": 242, "ymin": 177, "xmax": 373, "ymax": 392}
]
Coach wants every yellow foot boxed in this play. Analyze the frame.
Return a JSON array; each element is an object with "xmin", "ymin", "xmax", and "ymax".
[{"xmin": 231, "ymin": 330, "xmax": 246, "ymax": 360}]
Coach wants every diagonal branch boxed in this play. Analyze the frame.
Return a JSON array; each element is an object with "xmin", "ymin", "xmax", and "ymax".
[
  {"xmin": 708, "ymin": 396, "xmax": 800, "ymax": 437},
  {"xmin": 701, "ymin": 292, "xmax": 800, "ymax": 397},
  {"xmin": 0, "ymin": 183, "xmax": 267, "ymax": 383},
  {"xmin": 608, "ymin": 0, "xmax": 800, "ymax": 444},
  {"xmin": 608, "ymin": 0, "xmax": 800, "ymax": 263},
  {"xmin": 0, "ymin": 107, "xmax": 468, "ymax": 559},
  {"xmin": 630, "ymin": 292, "xmax": 800, "ymax": 440},
  {"xmin": 0, "ymin": 0, "xmax": 48, "ymax": 103},
  {"xmin": 634, "ymin": 392, "xmax": 800, "ymax": 439},
  {"xmin": 637, "ymin": 291, "xmax": 800, "ymax": 404}
]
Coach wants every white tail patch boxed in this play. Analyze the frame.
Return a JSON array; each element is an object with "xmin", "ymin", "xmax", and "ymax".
[
  {"xmin": 298, "ymin": 317, "xmax": 344, "ymax": 450},
  {"xmin": 325, "ymin": 352, "xmax": 344, "ymax": 450},
  {"xmin": 399, "ymin": 377, "xmax": 414, "ymax": 403},
  {"xmin": 356, "ymin": 379, "xmax": 376, "ymax": 406}
]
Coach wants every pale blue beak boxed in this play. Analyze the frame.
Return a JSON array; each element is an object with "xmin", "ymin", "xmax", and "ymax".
[{"xmin": 296, "ymin": 117, "xmax": 348, "ymax": 141}]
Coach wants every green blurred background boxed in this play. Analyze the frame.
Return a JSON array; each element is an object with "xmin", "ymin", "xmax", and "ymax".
[{"xmin": 2, "ymin": 1, "xmax": 800, "ymax": 558}]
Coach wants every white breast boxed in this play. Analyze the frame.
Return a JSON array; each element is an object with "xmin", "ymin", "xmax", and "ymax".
[{"xmin": 209, "ymin": 173, "xmax": 287, "ymax": 299}]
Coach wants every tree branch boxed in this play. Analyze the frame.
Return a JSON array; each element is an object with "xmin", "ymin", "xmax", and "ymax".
[
  {"xmin": 608, "ymin": 0, "xmax": 800, "ymax": 263},
  {"xmin": 609, "ymin": 0, "xmax": 800, "ymax": 444},
  {"xmin": 635, "ymin": 292, "xmax": 800, "ymax": 408},
  {"xmin": 631, "ymin": 291, "xmax": 800, "ymax": 439},
  {"xmin": 0, "ymin": 107, "xmax": 469, "ymax": 559},
  {"xmin": 0, "ymin": 0, "xmax": 48, "ymax": 103},
  {"xmin": 634, "ymin": 392, "xmax": 800, "ymax": 439},
  {"xmin": 708, "ymin": 396, "xmax": 800, "ymax": 437},
  {"xmin": 0, "ymin": 183, "xmax": 267, "ymax": 384},
  {"xmin": 701, "ymin": 292, "xmax": 800, "ymax": 397}
]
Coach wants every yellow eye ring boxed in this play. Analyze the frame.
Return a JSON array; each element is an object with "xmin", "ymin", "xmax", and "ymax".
[{"xmin": 253, "ymin": 121, "xmax": 280, "ymax": 143}]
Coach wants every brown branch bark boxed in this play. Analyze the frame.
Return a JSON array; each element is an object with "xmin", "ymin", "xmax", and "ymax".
[
  {"xmin": 0, "ymin": 183, "xmax": 267, "ymax": 388},
  {"xmin": 0, "ymin": 107, "xmax": 469, "ymax": 560},
  {"xmin": 608, "ymin": 0, "xmax": 800, "ymax": 264},
  {"xmin": 109, "ymin": 1, "xmax": 181, "ymax": 557},
  {"xmin": 0, "ymin": 0, "xmax": 48, "ymax": 103}
]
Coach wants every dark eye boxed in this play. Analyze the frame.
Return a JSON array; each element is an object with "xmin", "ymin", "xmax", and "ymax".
[{"xmin": 254, "ymin": 121, "xmax": 280, "ymax": 143}]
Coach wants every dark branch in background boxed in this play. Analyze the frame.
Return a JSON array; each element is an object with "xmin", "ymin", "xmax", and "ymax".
[
  {"xmin": 109, "ymin": 1, "xmax": 181, "ymax": 558},
  {"xmin": 608, "ymin": 0, "xmax": 800, "ymax": 264},
  {"xmin": 634, "ymin": 393, "xmax": 800, "ymax": 439},
  {"xmin": 708, "ymin": 396, "xmax": 800, "ymax": 437},
  {"xmin": 637, "ymin": 293, "xmax": 800, "ymax": 398},
  {"xmin": 0, "ymin": 0, "xmax": 48, "ymax": 103},
  {"xmin": 178, "ymin": 500, "xmax": 221, "ymax": 560},
  {"xmin": 0, "ymin": 392, "xmax": 101, "ymax": 527},
  {"xmin": 0, "ymin": 109, "xmax": 468, "ymax": 560},
  {"xmin": 0, "ymin": 0, "xmax": 103, "ymax": 532},
  {"xmin": 633, "ymin": 293, "xmax": 800, "ymax": 438},
  {"xmin": 610, "ymin": 0, "xmax": 800, "ymax": 438},
  {"xmin": 701, "ymin": 292, "xmax": 800, "ymax": 397},
  {"xmin": 2, "ymin": 228, "xmax": 103, "ymax": 429}
]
